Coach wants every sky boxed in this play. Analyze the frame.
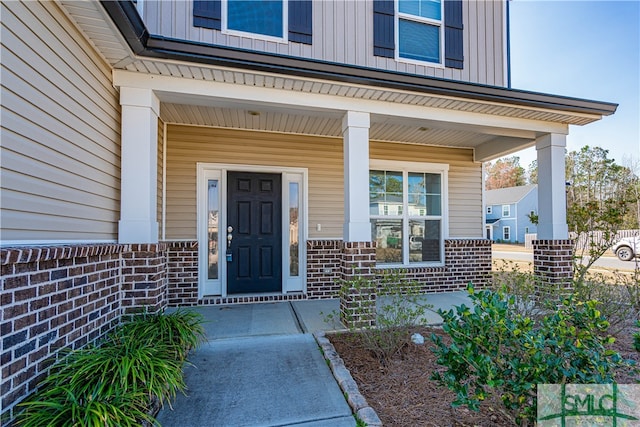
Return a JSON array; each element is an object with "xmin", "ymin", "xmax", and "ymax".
[{"xmin": 507, "ymin": 0, "xmax": 640, "ymax": 171}]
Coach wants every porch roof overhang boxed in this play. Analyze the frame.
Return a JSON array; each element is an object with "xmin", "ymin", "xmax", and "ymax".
[{"xmin": 60, "ymin": 1, "xmax": 618, "ymax": 163}]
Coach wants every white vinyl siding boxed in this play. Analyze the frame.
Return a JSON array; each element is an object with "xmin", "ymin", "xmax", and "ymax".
[
  {"xmin": 141, "ymin": 0, "xmax": 506, "ymax": 86},
  {"xmin": 1, "ymin": 0, "xmax": 121, "ymax": 242}
]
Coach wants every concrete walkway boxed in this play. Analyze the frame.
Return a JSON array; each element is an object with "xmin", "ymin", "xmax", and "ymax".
[{"xmin": 157, "ymin": 292, "xmax": 470, "ymax": 426}]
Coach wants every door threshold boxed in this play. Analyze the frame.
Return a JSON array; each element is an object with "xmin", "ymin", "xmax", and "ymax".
[{"xmin": 199, "ymin": 292, "xmax": 306, "ymax": 306}]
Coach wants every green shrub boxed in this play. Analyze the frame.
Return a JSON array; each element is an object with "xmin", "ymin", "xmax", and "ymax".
[
  {"xmin": 431, "ymin": 285, "xmax": 627, "ymax": 426},
  {"xmin": 121, "ymin": 309, "xmax": 207, "ymax": 360},
  {"xmin": 634, "ymin": 321, "xmax": 640, "ymax": 352},
  {"xmin": 17, "ymin": 310, "xmax": 205, "ymax": 426},
  {"xmin": 334, "ymin": 270, "xmax": 432, "ymax": 364}
]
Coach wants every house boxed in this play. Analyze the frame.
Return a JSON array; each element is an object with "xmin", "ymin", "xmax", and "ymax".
[
  {"xmin": 0, "ymin": 0, "xmax": 616, "ymax": 420},
  {"xmin": 485, "ymin": 184, "xmax": 538, "ymax": 243}
]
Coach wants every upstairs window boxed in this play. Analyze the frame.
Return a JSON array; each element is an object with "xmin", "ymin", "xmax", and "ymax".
[
  {"xmin": 225, "ymin": 0, "xmax": 284, "ymax": 39},
  {"xmin": 398, "ymin": 0, "xmax": 442, "ymax": 64},
  {"xmin": 502, "ymin": 205, "xmax": 510, "ymax": 217},
  {"xmin": 194, "ymin": 0, "xmax": 312, "ymax": 44},
  {"xmin": 374, "ymin": 0, "xmax": 463, "ymax": 68},
  {"xmin": 486, "ymin": 206, "xmax": 492, "ymax": 215}
]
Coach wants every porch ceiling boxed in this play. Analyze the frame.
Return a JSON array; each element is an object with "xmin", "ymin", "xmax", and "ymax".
[{"xmin": 161, "ymin": 102, "xmax": 499, "ymax": 149}]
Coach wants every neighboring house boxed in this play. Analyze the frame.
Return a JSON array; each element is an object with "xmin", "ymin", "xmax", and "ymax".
[
  {"xmin": 485, "ymin": 184, "xmax": 538, "ymax": 243},
  {"xmin": 0, "ymin": 0, "xmax": 616, "ymax": 419}
]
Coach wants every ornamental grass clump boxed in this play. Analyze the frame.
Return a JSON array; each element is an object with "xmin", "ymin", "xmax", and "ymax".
[
  {"xmin": 17, "ymin": 310, "xmax": 205, "ymax": 427},
  {"xmin": 431, "ymin": 285, "xmax": 630, "ymax": 426}
]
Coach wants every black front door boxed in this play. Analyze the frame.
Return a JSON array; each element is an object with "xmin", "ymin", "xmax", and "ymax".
[{"xmin": 227, "ymin": 172, "xmax": 282, "ymax": 294}]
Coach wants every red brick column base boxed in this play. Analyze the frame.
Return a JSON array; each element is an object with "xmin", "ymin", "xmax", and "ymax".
[
  {"xmin": 533, "ymin": 239, "xmax": 573, "ymax": 298},
  {"xmin": 121, "ymin": 244, "xmax": 167, "ymax": 314},
  {"xmin": 339, "ymin": 242, "xmax": 377, "ymax": 328}
]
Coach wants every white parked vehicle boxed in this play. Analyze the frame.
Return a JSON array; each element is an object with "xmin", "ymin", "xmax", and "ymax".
[{"xmin": 611, "ymin": 236, "xmax": 640, "ymax": 261}]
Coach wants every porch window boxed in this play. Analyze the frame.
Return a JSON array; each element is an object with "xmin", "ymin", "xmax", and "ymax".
[
  {"xmin": 225, "ymin": 0, "xmax": 285, "ymax": 40},
  {"xmin": 370, "ymin": 164, "xmax": 446, "ymax": 265}
]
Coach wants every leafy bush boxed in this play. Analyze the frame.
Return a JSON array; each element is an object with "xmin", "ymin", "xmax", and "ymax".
[
  {"xmin": 431, "ymin": 286, "xmax": 627, "ymax": 426},
  {"xmin": 333, "ymin": 270, "xmax": 432, "ymax": 364},
  {"xmin": 635, "ymin": 321, "xmax": 640, "ymax": 352},
  {"xmin": 17, "ymin": 310, "xmax": 205, "ymax": 426}
]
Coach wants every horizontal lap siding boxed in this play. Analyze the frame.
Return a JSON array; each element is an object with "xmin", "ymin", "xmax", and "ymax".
[
  {"xmin": 143, "ymin": 0, "xmax": 505, "ymax": 86},
  {"xmin": 0, "ymin": 1, "xmax": 120, "ymax": 242},
  {"xmin": 370, "ymin": 142, "xmax": 482, "ymax": 238},
  {"xmin": 165, "ymin": 125, "xmax": 344, "ymax": 240},
  {"xmin": 165, "ymin": 126, "xmax": 482, "ymax": 241}
]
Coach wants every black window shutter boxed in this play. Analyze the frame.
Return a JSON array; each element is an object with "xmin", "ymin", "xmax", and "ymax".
[
  {"xmin": 373, "ymin": 0, "xmax": 394, "ymax": 58},
  {"xmin": 193, "ymin": 0, "xmax": 221, "ymax": 30},
  {"xmin": 289, "ymin": 0, "xmax": 313, "ymax": 44},
  {"xmin": 444, "ymin": 0, "xmax": 463, "ymax": 69}
]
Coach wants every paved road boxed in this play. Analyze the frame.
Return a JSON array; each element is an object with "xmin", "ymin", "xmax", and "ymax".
[{"xmin": 493, "ymin": 250, "xmax": 639, "ymax": 272}]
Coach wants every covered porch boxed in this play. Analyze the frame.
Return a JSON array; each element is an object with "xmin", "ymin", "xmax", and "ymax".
[{"xmin": 111, "ymin": 63, "xmax": 601, "ymax": 313}]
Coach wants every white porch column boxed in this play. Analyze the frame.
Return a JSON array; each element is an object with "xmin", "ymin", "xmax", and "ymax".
[
  {"xmin": 118, "ymin": 87, "xmax": 160, "ymax": 243},
  {"xmin": 342, "ymin": 111, "xmax": 371, "ymax": 242},
  {"xmin": 535, "ymin": 133, "xmax": 569, "ymax": 239}
]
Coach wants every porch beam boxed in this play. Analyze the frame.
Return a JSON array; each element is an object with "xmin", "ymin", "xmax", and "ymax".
[
  {"xmin": 118, "ymin": 87, "xmax": 160, "ymax": 243},
  {"xmin": 535, "ymin": 133, "xmax": 569, "ymax": 239},
  {"xmin": 474, "ymin": 136, "xmax": 535, "ymax": 162},
  {"xmin": 342, "ymin": 111, "xmax": 372, "ymax": 242},
  {"xmin": 114, "ymin": 70, "xmax": 570, "ymax": 135}
]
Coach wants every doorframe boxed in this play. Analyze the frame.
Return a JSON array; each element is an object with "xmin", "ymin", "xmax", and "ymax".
[{"xmin": 196, "ymin": 163, "xmax": 308, "ymax": 298}]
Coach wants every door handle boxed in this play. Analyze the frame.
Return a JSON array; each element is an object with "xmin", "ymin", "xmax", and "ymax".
[{"xmin": 227, "ymin": 226, "xmax": 233, "ymax": 248}]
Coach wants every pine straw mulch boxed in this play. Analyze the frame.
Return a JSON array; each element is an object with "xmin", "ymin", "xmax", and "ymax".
[{"xmin": 329, "ymin": 325, "xmax": 640, "ymax": 427}]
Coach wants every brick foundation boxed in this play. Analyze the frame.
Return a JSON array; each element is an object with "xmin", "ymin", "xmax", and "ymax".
[
  {"xmin": 306, "ymin": 240, "xmax": 342, "ymax": 298},
  {"xmin": 166, "ymin": 241, "xmax": 199, "ymax": 307},
  {"xmin": 339, "ymin": 242, "xmax": 377, "ymax": 328},
  {"xmin": 533, "ymin": 239, "xmax": 573, "ymax": 298},
  {"xmin": 1, "ymin": 244, "xmax": 125, "ymax": 422},
  {"xmin": 121, "ymin": 244, "xmax": 167, "ymax": 314}
]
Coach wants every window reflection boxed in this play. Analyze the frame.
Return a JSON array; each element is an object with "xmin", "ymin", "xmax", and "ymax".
[
  {"xmin": 207, "ymin": 180, "xmax": 219, "ymax": 280},
  {"xmin": 289, "ymin": 182, "xmax": 299, "ymax": 277},
  {"xmin": 371, "ymin": 219, "xmax": 403, "ymax": 263}
]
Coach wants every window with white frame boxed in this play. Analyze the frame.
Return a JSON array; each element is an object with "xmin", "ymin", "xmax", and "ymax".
[
  {"xmin": 503, "ymin": 226, "xmax": 511, "ymax": 241},
  {"xmin": 224, "ymin": 0, "xmax": 285, "ymax": 40},
  {"xmin": 487, "ymin": 206, "xmax": 492, "ymax": 215},
  {"xmin": 397, "ymin": 0, "xmax": 443, "ymax": 64},
  {"xmin": 369, "ymin": 162, "xmax": 447, "ymax": 265},
  {"xmin": 502, "ymin": 205, "xmax": 510, "ymax": 217}
]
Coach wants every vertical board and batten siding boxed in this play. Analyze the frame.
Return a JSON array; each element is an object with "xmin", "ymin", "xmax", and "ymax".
[
  {"xmin": 370, "ymin": 141, "xmax": 483, "ymax": 238},
  {"xmin": 0, "ymin": 1, "xmax": 121, "ymax": 241},
  {"xmin": 164, "ymin": 125, "xmax": 344, "ymax": 240},
  {"xmin": 141, "ymin": 0, "xmax": 506, "ymax": 86},
  {"xmin": 164, "ymin": 125, "xmax": 482, "ymax": 240}
]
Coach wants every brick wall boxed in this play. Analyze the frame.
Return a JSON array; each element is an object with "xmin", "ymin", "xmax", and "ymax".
[
  {"xmin": 382, "ymin": 239, "xmax": 492, "ymax": 292},
  {"xmin": 533, "ymin": 239, "xmax": 573, "ymax": 298},
  {"xmin": 1, "ymin": 245, "xmax": 125, "ymax": 423},
  {"xmin": 121, "ymin": 244, "xmax": 168, "ymax": 315},
  {"xmin": 306, "ymin": 240, "xmax": 342, "ymax": 299},
  {"xmin": 166, "ymin": 241, "xmax": 199, "ymax": 307}
]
